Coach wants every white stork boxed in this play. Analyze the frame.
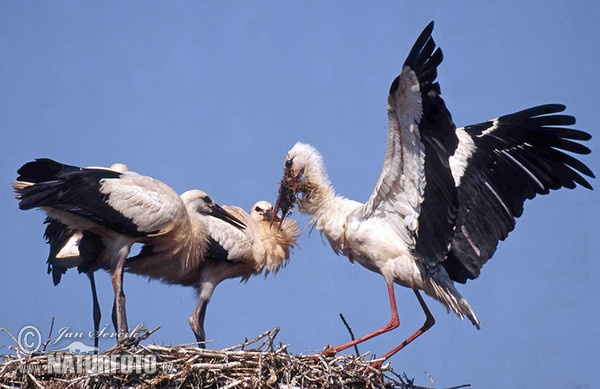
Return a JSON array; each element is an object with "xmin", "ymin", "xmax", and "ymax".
[
  {"xmin": 126, "ymin": 192, "xmax": 299, "ymax": 346},
  {"xmin": 13, "ymin": 159, "xmax": 247, "ymax": 344},
  {"xmin": 43, "ymin": 163, "xmax": 129, "ymax": 350},
  {"xmin": 274, "ymin": 21, "xmax": 594, "ymax": 368}
]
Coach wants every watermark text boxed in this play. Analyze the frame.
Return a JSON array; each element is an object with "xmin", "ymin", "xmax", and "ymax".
[{"xmin": 19, "ymin": 354, "xmax": 160, "ymax": 375}]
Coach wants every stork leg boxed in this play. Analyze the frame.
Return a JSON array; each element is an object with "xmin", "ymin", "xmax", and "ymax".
[
  {"xmin": 87, "ymin": 272, "xmax": 101, "ymax": 352},
  {"xmin": 111, "ymin": 299, "xmax": 118, "ymax": 333},
  {"xmin": 370, "ymin": 289, "xmax": 435, "ymax": 370},
  {"xmin": 189, "ymin": 282, "xmax": 216, "ymax": 348},
  {"xmin": 189, "ymin": 299, "xmax": 208, "ymax": 348},
  {"xmin": 323, "ymin": 283, "xmax": 400, "ymax": 357},
  {"xmin": 111, "ymin": 251, "xmax": 129, "ymax": 344}
]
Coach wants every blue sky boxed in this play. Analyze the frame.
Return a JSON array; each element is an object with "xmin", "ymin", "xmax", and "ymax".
[{"xmin": 1, "ymin": 2, "xmax": 598, "ymax": 388}]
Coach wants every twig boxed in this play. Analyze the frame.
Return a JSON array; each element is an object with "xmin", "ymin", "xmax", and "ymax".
[
  {"xmin": 42, "ymin": 317, "xmax": 55, "ymax": 352},
  {"xmin": 224, "ymin": 327, "xmax": 279, "ymax": 351},
  {"xmin": 339, "ymin": 313, "xmax": 360, "ymax": 356},
  {"xmin": 109, "ymin": 326, "xmax": 161, "ymax": 352},
  {"xmin": 444, "ymin": 385, "xmax": 471, "ymax": 389},
  {"xmin": 26, "ymin": 373, "xmax": 43, "ymax": 389},
  {"xmin": 190, "ymin": 361, "xmax": 243, "ymax": 371},
  {"xmin": 0, "ymin": 329, "xmax": 18, "ymax": 346},
  {"xmin": 220, "ymin": 379, "xmax": 243, "ymax": 389}
]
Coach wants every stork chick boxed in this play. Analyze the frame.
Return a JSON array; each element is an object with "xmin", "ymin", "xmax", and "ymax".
[{"xmin": 126, "ymin": 193, "xmax": 300, "ymax": 346}]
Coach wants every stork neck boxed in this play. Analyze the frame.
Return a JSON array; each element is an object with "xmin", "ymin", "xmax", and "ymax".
[
  {"xmin": 180, "ymin": 218, "xmax": 210, "ymax": 271},
  {"xmin": 297, "ymin": 165, "xmax": 336, "ymax": 216}
]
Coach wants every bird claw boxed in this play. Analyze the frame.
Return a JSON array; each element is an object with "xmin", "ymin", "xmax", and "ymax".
[
  {"xmin": 321, "ymin": 345, "xmax": 338, "ymax": 358},
  {"xmin": 369, "ymin": 360, "xmax": 383, "ymax": 371},
  {"xmin": 310, "ymin": 345, "xmax": 338, "ymax": 361}
]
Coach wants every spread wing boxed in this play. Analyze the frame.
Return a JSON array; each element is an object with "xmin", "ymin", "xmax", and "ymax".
[
  {"xmin": 444, "ymin": 104, "xmax": 594, "ymax": 283},
  {"xmin": 362, "ymin": 21, "xmax": 459, "ymax": 271}
]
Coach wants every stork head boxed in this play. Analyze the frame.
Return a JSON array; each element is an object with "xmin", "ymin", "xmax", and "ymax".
[
  {"xmin": 252, "ymin": 201, "xmax": 281, "ymax": 223},
  {"xmin": 273, "ymin": 142, "xmax": 328, "ymax": 224},
  {"xmin": 109, "ymin": 163, "xmax": 129, "ymax": 173},
  {"xmin": 181, "ymin": 189, "xmax": 246, "ymax": 230}
]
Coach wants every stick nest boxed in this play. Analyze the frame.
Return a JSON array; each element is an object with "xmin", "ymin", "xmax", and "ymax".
[{"xmin": 0, "ymin": 327, "xmax": 421, "ymax": 389}]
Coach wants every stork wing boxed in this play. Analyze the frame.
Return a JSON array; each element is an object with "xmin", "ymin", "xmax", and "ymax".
[
  {"xmin": 15, "ymin": 159, "xmax": 185, "ymax": 237},
  {"xmin": 444, "ymin": 104, "xmax": 594, "ymax": 283},
  {"xmin": 362, "ymin": 21, "xmax": 459, "ymax": 271},
  {"xmin": 204, "ymin": 206, "xmax": 254, "ymax": 262},
  {"xmin": 43, "ymin": 217, "xmax": 74, "ymax": 285},
  {"xmin": 100, "ymin": 171, "xmax": 187, "ymax": 236}
]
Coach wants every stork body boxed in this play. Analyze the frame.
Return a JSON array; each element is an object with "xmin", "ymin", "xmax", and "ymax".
[
  {"xmin": 127, "ymin": 194, "xmax": 299, "ymax": 346},
  {"xmin": 275, "ymin": 22, "xmax": 594, "ymax": 367},
  {"xmin": 42, "ymin": 163, "xmax": 129, "ymax": 349},
  {"xmin": 13, "ymin": 159, "xmax": 245, "ymax": 345}
]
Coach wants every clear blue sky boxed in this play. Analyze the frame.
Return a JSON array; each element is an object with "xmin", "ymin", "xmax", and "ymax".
[{"xmin": 1, "ymin": 2, "xmax": 598, "ymax": 388}]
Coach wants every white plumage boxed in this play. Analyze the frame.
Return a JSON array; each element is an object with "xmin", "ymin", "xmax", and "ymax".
[
  {"xmin": 275, "ymin": 21, "xmax": 593, "ymax": 368},
  {"xmin": 14, "ymin": 160, "xmax": 299, "ymax": 347},
  {"xmin": 13, "ymin": 159, "xmax": 246, "ymax": 345},
  {"xmin": 127, "ymin": 193, "xmax": 299, "ymax": 346}
]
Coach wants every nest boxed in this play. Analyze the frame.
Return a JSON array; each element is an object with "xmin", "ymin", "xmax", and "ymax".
[{"xmin": 0, "ymin": 327, "xmax": 439, "ymax": 389}]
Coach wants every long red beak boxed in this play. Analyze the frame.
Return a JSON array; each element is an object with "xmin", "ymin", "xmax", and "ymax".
[{"xmin": 270, "ymin": 194, "xmax": 283, "ymax": 228}]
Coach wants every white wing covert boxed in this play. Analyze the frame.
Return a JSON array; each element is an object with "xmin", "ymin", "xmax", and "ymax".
[
  {"xmin": 203, "ymin": 207, "xmax": 253, "ymax": 263},
  {"xmin": 100, "ymin": 171, "xmax": 186, "ymax": 236}
]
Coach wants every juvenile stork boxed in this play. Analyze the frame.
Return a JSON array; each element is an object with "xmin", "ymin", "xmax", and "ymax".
[
  {"xmin": 274, "ymin": 21, "xmax": 594, "ymax": 367},
  {"xmin": 13, "ymin": 159, "xmax": 246, "ymax": 344},
  {"xmin": 126, "ymin": 193, "xmax": 300, "ymax": 346},
  {"xmin": 42, "ymin": 163, "xmax": 129, "ymax": 349}
]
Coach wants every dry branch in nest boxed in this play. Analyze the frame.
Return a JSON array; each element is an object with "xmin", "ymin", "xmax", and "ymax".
[{"xmin": 0, "ymin": 327, "xmax": 468, "ymax": 389}]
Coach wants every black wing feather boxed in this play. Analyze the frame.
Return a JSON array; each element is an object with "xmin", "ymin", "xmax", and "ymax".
[
  {"xmin": 398, "ymin": 21, "xmax": 459, "ymax": 271},
  {"xmin": 444, "ymin": 104, "xmax": 594, "ymax": 283},
  {"xmin": 16, "ymin": 159, "xmax": 149, "ymax": 237},
  {"xmin": 204, "ymin": 237, "xmax": 232, "ymax": 263},
  {"xmin": 77, "ymin": 231, "xmax": 107, "ymax": 274},
  {"xmin": 43, "ymin": 217, "xmax": 72, "ymax": 286}
]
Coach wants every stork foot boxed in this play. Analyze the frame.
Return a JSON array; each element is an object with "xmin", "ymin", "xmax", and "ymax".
[
  {"xmin": 369, "ymin": 359, "xmax": 384, "ymax": 371},
  {"xmin": 193, "ymin": 332, "xmax": 206, "ymax": 349},
  {"xmin": 309, "ymin": 346, "xmax": 337, "ymax": 361},
  {"xmin": 322, "ymin": 345, "xmax": 338, "ymax": 358}
]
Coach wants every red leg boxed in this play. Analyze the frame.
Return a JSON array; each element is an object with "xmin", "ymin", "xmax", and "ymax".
[
  {"xmin": 323, "ymin": 283, "xmax": 400, "ymax": 357},
  {"xmin": 370, "ymin": 289, "xmax": 435, "ymax": 370},
  {"xmin": 111, "ymin": 251, "xmax": 129, "ymax": 344},
  {"xmin": 189, "ymin": 294, "xmax": 209, "ymax": 348},
  {"xmin": 189, "ymin": 282, "xmax": 216, "ymax": 348}
]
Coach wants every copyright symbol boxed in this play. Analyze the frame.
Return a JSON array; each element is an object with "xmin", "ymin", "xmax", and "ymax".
[{"xmin": 17, "ymin": 325, "xmax": 42, "ymax": 354}]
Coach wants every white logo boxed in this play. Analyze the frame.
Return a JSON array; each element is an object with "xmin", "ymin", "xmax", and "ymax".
[
  {"xmin": 51, "ymin": 340, "xmax": 100, "ymax": 354},
  {"xmin": 17, "ymin": 325, "xmax": 42, "ymax": 354}
]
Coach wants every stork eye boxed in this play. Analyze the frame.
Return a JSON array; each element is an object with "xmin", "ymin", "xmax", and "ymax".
[
  {"xmin": 285, "ymin": 158, "xmax": 293, "ymax": 168},
  {"xmin": 254, "ymin": 206, "xmax": 262, "ymax": 213}
]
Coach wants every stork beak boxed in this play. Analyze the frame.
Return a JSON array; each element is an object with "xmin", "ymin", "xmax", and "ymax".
[
  {"xmin": 265, "ymin": 208, "xmax": 282, "ymax": 224},
  {"xmin": 271, "ymin": 186, "xmax": 290, "ymax": 229},
  {"xmin": 211, "ymin": 204, "xmax": 246, "ymax": 230},
  {"xmin": 270, "ymin": 196, "xmax": 282, "ymax": 227}
]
